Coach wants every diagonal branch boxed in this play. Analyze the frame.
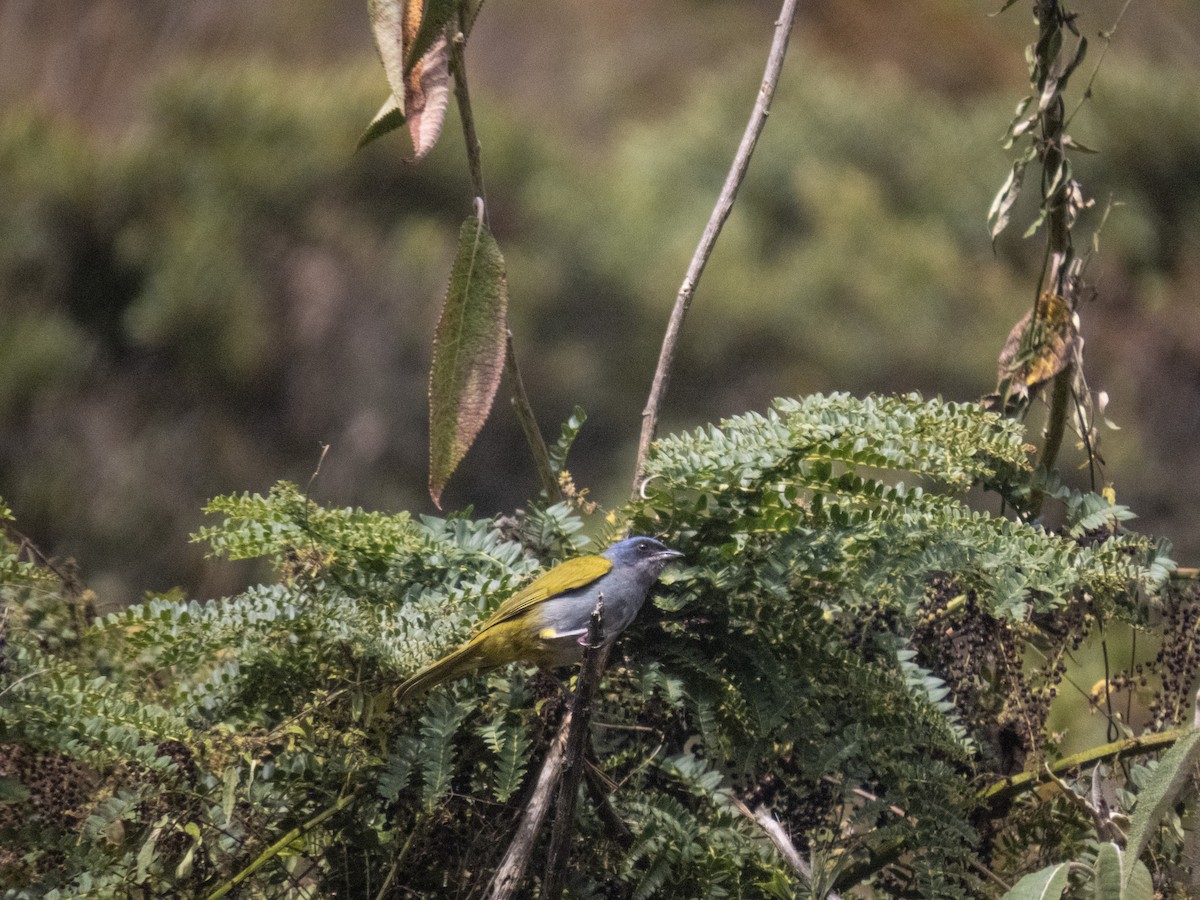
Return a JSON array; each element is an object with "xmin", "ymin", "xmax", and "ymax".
[
  {"xmin": 485, "ymin": 602, "xmax": 611, "ymax": 900},
  {"xmin": 631, "ymin": 0, "xmax": 801, "ymax": 494}
]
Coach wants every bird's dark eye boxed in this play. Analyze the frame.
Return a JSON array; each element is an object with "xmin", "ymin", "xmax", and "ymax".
[{"xmin": 638, "ymin": 542, "xmax": 650, "ymax": 554}]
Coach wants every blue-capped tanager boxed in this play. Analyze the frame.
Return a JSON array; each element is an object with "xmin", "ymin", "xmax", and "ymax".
[{"xmin": 396, "ymin": 537, "xmax": 683, "ymax": 701}]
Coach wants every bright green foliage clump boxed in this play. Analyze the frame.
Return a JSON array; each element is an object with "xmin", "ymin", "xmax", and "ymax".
[{"xmin": 0, "ymin": 395, "xmax": 1176, "ymax": 897}]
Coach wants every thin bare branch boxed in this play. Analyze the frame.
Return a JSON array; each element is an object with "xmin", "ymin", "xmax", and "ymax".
[
  {"xmin": 631, "ymin": 0, "xmax": 800, "ymax": 494},
  {"xmin": 543, "ymin": 598, "xmax": 608, "ymax": 897},
  {"xmin": 486, "ymin": 607, "xmax": 613, "ymax": 900},
  {"xmin": 484, "ymin": 719, "xmax": 570, "ymax": 900},
  {"xmin": 730, "ymin": 796, "xmax": 841, "ymax": 898}
]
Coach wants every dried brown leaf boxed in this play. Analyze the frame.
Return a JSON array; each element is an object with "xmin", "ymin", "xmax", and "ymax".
[{"xmin": 995, "ymin": 291, "xmax": 1078, "ymax": 404}]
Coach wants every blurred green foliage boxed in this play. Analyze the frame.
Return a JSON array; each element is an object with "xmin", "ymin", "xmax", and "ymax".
[{"xmin": 1, "ymin": 26, "xmax": 1199, "ymax": 604}]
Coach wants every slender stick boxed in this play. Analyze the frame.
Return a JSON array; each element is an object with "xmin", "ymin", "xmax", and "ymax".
[
  {"xmin": 506, "ymin": 331, "xmax": 562, "ymax": 501},
  {"xmin": 1032, "ymin": 0, "xmax": 1075, "ymax": 483},
  {"xmin": 484, "ymin": 716, "xmax": 572, "ymax": 900},
  {"xmin": 485, "ymin": 641, "xmax": 615, "ymax": 900},
  {"xmin": 448, "ymin": 17, "xmax": 559, "ymax": 501},
  {"xmin": 631, "ymin": 0, "xmax": 800, "ymax": 494},
  {"xmin": 205, "ymin": 789, "xmax": 360, "ymax": 900},
  {"xmin": 729, "ymin": 796, "xmax": 838, "ymax": 896},
  {"xmin": 977, "ymin": 726, "xmax": 1187, "ymax": 808},
  {"xmin": 543, "ymin": 598, "xmax": 608, "ymax": 897}
]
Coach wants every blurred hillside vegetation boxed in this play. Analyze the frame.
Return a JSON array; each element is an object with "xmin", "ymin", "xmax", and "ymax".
[{"xmin": 1, "ymin": 0, "xmax": 1199, "ymax": 606}]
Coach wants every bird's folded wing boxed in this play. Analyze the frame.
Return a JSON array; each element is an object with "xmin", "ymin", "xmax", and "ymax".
[{"xmin": 478, "ymin": 555, "xmax": 612, "ymax": 631}]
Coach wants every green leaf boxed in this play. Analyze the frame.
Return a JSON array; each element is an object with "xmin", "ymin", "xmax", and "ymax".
[
  {"xmin": 989, "ymin": 154, "xmax": 1032, "ymax": 240},
  {"xmin": 0, "ymin": 775, "xmax": 30, "ymax": 804},
  {"xmin": 357, "ymin": 94, "xmax": 406, "ymax": 150},
  {"xmin": 428, "ymin": 213, "xmax": 509, "ymax": 507},
  {"xmin": 1125, "ymin": 728, "xmax": 1200, "ymax": 874},
  {"xmin": 1094, "ymin": 841, "xmax": 1153, "ymax": 900},
  {"xmin": 549, "ymin": 405, "xmax": 587, "ymax": 475},
  {"xmin": 492, "ymin": 719, "xmax": 531, "ymax": 803},
  {"xmin": 1000, "ymin": 863, "xmax": 1068, "ymax": 900},
  {"xmin": 419, "ymin": 693, "xmax": 472, "ymax": 810},
  {"xmin": 136, "ymin": 826, "xmax": 161, "ymax": 883}
]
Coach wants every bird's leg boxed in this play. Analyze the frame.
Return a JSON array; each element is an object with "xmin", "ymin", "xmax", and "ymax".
[{"xmin": 576, "ymin": 592, "xmax": 606, "ymax": 649}]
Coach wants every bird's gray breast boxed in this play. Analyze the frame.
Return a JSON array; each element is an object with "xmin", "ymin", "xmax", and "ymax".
[{"xmin": 540, "ymin": 566, "xmax": 653, "ymax": 644}]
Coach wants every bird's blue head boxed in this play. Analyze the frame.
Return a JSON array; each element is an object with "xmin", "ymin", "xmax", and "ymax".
[{"xmin": 602, "ymin": 536, "xmax": 684, "ymax": 577}]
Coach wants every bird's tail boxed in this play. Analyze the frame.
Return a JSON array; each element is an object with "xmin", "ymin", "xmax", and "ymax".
[{"xmin": 395, "ymin": 637, "xmax": 487, "ymax": 703}]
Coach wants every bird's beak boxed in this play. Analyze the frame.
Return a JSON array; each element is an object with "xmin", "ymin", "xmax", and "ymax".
[{"xmin": 654, "ymin": 549, "xmax": 685, "ymax": 564}]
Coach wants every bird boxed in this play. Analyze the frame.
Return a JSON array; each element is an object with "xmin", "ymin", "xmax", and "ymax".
[{"xmin": 395, "ymin": 536, "xmax": 683, "ymax": 701}]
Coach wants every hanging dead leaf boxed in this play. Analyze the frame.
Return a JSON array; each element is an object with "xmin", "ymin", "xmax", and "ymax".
[
  {"xmin": 365, "ymin": 0, "xmax": 454, "ymax": 158},
  {"xmin": 406, "ymin": 34, "xmax": 450, "ymax": 160},
  {"xmin": 428, "ymin": 213, "xmax": 509, "ymax": 508},
  {"xmin": 993, "ymin": 291, "xmax": 1078, "ymax": 408}
]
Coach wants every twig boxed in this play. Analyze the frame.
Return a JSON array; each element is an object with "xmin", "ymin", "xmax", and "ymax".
[
  {"xmin": 373, "ymin": 816, "xmax": 424, "ymax": 900},
  {"xmin": 729, "ymin": 796, "xmax": 832, "ymax": 894},
  {"xmin": 506, "ymin": 330, "xmax": 562, "ymax": 502},
  {"xmin": 448, "ymin": 12, "xmax": 559, "ymax": 501},
  {"xmin": 543, "ymin": 597, "xmax": 608, "ymax": 897},
  {"xmin": 978, "ymin": 726, "xmax": 1187, "ymax": 808},
  {"xmin": 448, "ymin": 19, "xmax": 485, "ymax": 205},
  {"xmin": 631, "ymin": 0, "xmax": 800, "ymax": 494},
  {"xmin": 205, "ymin": 788, "xmax": 361, "ymax": 900},
  {"xmin": 582, "ymin": 759, "xmax": 633, "ymax": 846},
  {"xmin": 484, "ymin": 724, "xmax": 569, "ymax": 899},
  {"xmin": 1032, "ymin": 0, "xmax": 1076, "ymax": 484},
  {"xmin": 485, "ymin": 635, "xmax": 614, "ymax": 900}
]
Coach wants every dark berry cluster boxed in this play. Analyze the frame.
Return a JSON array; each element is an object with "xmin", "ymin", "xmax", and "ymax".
[
  {"xmin": 1149, "ymin": 585, "xmax": 1200, "ymax": 729},
  {"xmin": 912, "ymin": 576, "xmax": 1092, "ymax": 770}
]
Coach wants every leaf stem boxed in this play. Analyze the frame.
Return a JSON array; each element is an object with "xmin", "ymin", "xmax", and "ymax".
[
  {"xmin": 507, "ymin": 330, "xmax": 562, "ymax": 501},
  {"xmin": 631, "ymin": 0, "xmax": 800, "ymax": 495},
  {"xmin": 448, "ymin": 8, "xmax": 558, "ymax": 501},
  {"xmin": 204, "ymin": 788, "xmax": 360, "ymax": 900}
]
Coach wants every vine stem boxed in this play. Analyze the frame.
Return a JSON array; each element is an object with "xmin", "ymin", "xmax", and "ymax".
[
  {"xmin": 631, "ymin": 0, "xmax": 800, "ymax": 495},
  {"xmin": 205, "ymin": 788, "xmax": 361, "ymax": 900},
  {"xmin": 1032, "ymin": 0, "xmax": 1075, "ymax": 484},
  {"xmin": 977, "ymin": 726, "xmax": 1188, "ymax": 807},
  {"xmin": 448, "ymin": 10, "xmax": 560, "ymax": 501}
]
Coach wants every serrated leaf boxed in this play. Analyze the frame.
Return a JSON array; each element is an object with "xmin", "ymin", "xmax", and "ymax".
[
  {"xmin": 419, "ymin": 694, "xmax": 472, "ymax": 810},
  {"xmin": 357, "ymin": 94, "xmax": 406, "ymax": 150},
  {"xmin": 492, "ymin": 720, "xmax": 531, "ymax": 803},
  {"xmin": 407, "ymin": 34, "xmax": 450, "ymax": 160},
  {"xmin": 1125, "ymin": 728, "xmax": 1200, "ymax": 876},
  {"xmin": 1000, "ymin": 863, "xmax": 1068, "ymax": 900},
  {"xmin": 368, "ymin": 0, "xmax": 409, "ymax": 102},
  {"xmin": 428, "ymin": 214, "xmax": 509, "ymax": 507},
  {"xmin": 367, "ymin": 0, "xmax": 450, "ymax": 159}
]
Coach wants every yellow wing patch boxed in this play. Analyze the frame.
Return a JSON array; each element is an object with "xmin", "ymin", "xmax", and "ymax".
[{"xmin": 479, "ymin": 555, "xmax": 612, "ymax": 632}]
